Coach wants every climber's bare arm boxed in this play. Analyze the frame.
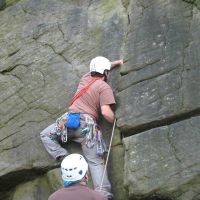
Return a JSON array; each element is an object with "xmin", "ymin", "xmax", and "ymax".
[
  {"xmin": 110, "ymin": 59, "xmax": 123, "ymax": 69},
  {"xmin": 101, "ymin": 104, "xmax": 115, "ymax": 123}
]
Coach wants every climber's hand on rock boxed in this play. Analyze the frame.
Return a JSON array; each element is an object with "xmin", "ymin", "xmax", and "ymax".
[{"xmin": 111, "ymin": 59, "xmax": 123, "ymax": 68}]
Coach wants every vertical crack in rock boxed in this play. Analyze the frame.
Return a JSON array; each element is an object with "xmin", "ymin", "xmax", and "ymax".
[
  {"xmin": 32, "ymin": 23, "xmax": 58, "ymax": 40},
  {"xmin": 127, "ymin": 13, "xmax": 130, "ymax": 25},
  {"xmin": 119, "ymin": 0, "xmax": 131, "ymax": 63},
  {"xmin": 181, "ymin": 2, "xmax": 194, "ymax": 110},
  {"xmin": 167, "ymin": 128, "xmax": 182, "ymax": 163},
  {"xmin": 121, "ymin": 0, "xmax": 130, "ymax": 25},
  {"xmin": 43, "ymin": 43, "xmax": 71, "ymax": 65},
  {"xmin": 31, "ymin": 23, "xmax": 73, "ymax": 68},
  {"xmin": 57, "ymin": 23, "xmax": 65, "ymax": 40},
  {"xmin": 41, "ymin": 43, "xmax": 81, "ymax": 79}
]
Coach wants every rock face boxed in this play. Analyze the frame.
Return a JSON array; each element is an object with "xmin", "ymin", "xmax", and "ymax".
[
  {"xmin": 117, "ymin": 0, "xmax": 200, "ymax": 133},
  {"xmin": 0, "ymin": 0, "xmax": 199, "ymax": 200},
  {"xmin": 124, "ymin": 116, "xmax": 200, "ymax": 200}
]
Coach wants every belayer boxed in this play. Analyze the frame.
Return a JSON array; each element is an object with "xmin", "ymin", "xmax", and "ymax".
[
  {"xmin": 40, "ymin": 56, "xmax": 123, "ymax": 199},
  {"xmin": 48, "ymin": 153, "xmax": 107, "ymax": 200}
]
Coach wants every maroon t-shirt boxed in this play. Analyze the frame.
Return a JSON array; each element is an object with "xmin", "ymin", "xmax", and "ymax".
[
  {"xmin": 69, "ymin": 73, "xmax": 116, "ymax": 120},
  {"xmin": 48, "ymin": 184, "xmax": 107, "ymax": 200}
]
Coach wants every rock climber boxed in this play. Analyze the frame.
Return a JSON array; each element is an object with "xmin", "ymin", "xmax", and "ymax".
[
  {"xmin": 48, "ymin": 153, "xmax": 107, "ymax": 200},
  {"xmin": 40, "ymin": 56, "xmax": 123, "ymax": 199}
]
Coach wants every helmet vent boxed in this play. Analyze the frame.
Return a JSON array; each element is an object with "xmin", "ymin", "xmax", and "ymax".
[{"xmin": 79, "ymin": 170, "xmax": 83, "ymax": 175}]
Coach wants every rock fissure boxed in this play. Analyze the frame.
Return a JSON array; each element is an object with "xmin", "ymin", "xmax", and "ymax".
[
  {"xmin": 0, "ymin": 130, "xmax": 20, "ymax": 144},
  {"xmin": 0, "ymin": 168, "xmax": 47, "ymax": 192},
  {"xmin": 122, "ymin": 110, "xmax": 200, "ymax": 137},
  {"xmin": 166, "ymin": 129, "xmax": 182, "ymax": 163},
  {"xmin": 7, "ymin": 49, "xmax": 20, "ymax": 57},
  {"xmin": 0, "ymin": 64, "xmax": 27, "ymax": 74},
  {"xmin": 57, "ymin": 23, "xmax": 65, "ymax": 40},
  {"xmin": 1, "ymin": 142, "xmax": 22, "ymax": 152},
  {"xmin": 119, "ymin": 66, "xmax": 179, "ymax": 92},
  {"xmin": 42, "ymin": 43, "xmax": 71, "ymax": 65}
]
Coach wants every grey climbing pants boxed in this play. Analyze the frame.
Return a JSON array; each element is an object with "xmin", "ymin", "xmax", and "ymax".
[{"xmin": 40, "ymin": 115, "xmax": 113, "ymax": 199}]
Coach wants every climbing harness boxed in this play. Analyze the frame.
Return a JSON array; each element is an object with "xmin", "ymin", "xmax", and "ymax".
[
  {"xmin": 99, "ymin": 118, "xmax": 116, "ymax": 192},
  {"xmin": 55, "ymin": 112, "xmax": 107, "ymax": 156},
  {"xmin": 81, "ymin": 114, "xmax": 107, "ymax": 156},
  {"xmin": 56, "ymin": 112, "xmax": 68, "ymax": 143},
  {"xmin": 96, "ymin": 129, "xmax": 107, "ymax": 156}
]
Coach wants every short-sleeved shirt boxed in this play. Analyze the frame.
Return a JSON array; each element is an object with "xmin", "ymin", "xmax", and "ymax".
[
  {"xmin": 48, "ymin": 184, "xmax": 107, "ymax": 200},
  {"xmin": 69, "ymin": 73, "xmax": 116, "ymax": 120}
]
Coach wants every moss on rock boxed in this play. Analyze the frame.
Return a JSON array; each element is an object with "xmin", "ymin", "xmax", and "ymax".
[{"xmin": 0, "ymin": 0, "xmax": 21, "ymax": 10}]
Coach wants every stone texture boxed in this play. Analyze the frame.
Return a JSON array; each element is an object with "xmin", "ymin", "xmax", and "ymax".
[
  {"xmin": 0, "ymin": 0, "xmax": 21, "ymax": 10},
  {"xmin": 116, "ymin": 0, "xmax": 200, "ymax": 133},
  {"xmin": 0, "ymin": 0, "xmax": 127, "ymax": 199},
  {"xmin": 109, "ymin": 145, "xmax": 128, "ymax": 200},
  {"xmin": 10, "ymin": 169, "xmax": 62, "ymax": 200},
  {"xmin": 0, "ymin": 0, "xmax": 199, "ymax": 200},
  {"xmin": 0, "ymin": 0, "xmax": 5, "ymax": 10},
  {"xmin": 11, "ymin": 177, "xmax": 51, "ymax": 200},
  {"xmin": 123, "ymin": 116, "xmax": 200, "ymax": 200}
]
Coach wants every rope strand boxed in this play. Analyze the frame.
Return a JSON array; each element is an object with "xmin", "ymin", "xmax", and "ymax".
[{"xmin": 99, "ymin": 118, "xmax": 116, "ymax": 192}]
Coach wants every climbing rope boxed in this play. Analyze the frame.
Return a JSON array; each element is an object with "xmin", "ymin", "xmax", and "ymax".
[{"xmin": 99, "ymin": 118, "xmax": 116, "ymax": 192}]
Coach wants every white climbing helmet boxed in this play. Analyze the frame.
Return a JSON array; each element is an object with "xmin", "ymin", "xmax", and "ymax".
[
  {"xmin": 61, "ymin": 154, "xmax": 88, "ymax": 182},
  {"xmin": 90, "ymin": 56, "xmax": 111, "ymax": 74}
]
